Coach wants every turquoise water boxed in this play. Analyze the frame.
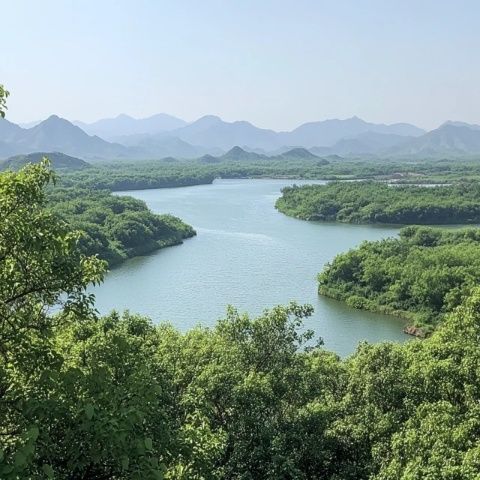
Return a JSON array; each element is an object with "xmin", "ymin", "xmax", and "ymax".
[{"xmin": 90, "ymin": 178, "xmax": 408, "ymax": 356}]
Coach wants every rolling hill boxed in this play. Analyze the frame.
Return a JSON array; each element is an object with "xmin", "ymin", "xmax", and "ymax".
[
  {"xmin": 219, "ymin": 146, "xmax": 268, "ymax": 161},
  {"xmin": 387, "ymin": 124, "xmax": 480, "ymax": 156},
  {"xmin": 0, "ymin": 151, "xmax": 91, "ymax": 170}
]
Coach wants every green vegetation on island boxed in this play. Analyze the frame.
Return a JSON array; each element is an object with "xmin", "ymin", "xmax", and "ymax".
[
  {"xmin": 3, "ymin": 161, "xmax": 480, "ymax": 478},
  {"xmin": 319, "ymin": 225, "xmax": 480, "ymax": 334},
  {"xmin": 48, "ymin": 186, "xmax": 195, "ymax": 267},
  {"xmin": 276, "ymin": 181, "xmax": 480, "ymax": 224}
]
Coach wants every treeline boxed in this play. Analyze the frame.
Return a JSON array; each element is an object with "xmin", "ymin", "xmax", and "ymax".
[
  {"xmin": 319, "ymin": 225, "xmax": 480, "ymax": 333},
  {"xmin": 57, "ymin": 157, "xmax": 480, "ymax": 194},
  {"xmin": 276, "ymin": 181, "xmax": 480, "ymax": 224},
  {"xmin": 59, "ymin": 159, "xmax": 337, "ymax": 192},
  {"xmin": 48, "ymin": 187, "xmax": 195, "ymax": 266},
  {"xmin": 3, "ymin": 162, "xmax": 480, "ymax": 478},
  {"xmin": 60, "ymin": 161, "xmax": 216, "ymax": 191}
]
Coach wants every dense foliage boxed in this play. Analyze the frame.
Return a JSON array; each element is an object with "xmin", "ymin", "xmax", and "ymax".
[
  {"xmin": 48, "ymin": 186, "xmax": 195, "ymax": 266},
  {"xmin": 276, "ymin": 181, "xmax": 480, "ymax": 224},
  {"xmin": 3, "ymin": 163, "xmax": 480, "ymax": 478},
  {"xmin": 0, "ymin": 84, "xmax": 8, "ymax": 118},
  {"xmin": 319, "ymin": 225, "xmax": 480, "ymax": 332},
  {"xmin": 60, "ymin": 161, "xmax": 216, "ymax": 191}
]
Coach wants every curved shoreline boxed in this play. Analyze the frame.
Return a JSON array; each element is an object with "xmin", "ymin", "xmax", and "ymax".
[{"xmin": 318, "ymin": 286, "xmax": 428, "ymax": 337}]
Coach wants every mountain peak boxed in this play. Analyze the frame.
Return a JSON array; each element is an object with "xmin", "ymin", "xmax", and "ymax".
[
  {"xmin": 45, "ymin": 114, "xmax": 62, "ymax": 122},
  {"xmin": 35, "ymin": 115, "xmax": 79, "ymax": 131},
  {"xmin": 193, "ymin": 115, "xmax": 222, "ymax": 125},
  {"xmin": 280, "ymin": 147, "xmax": 319, "ymax": 159},
  {"xmin": 440, "ymin": 120, "xmax": 480, "ymax": 131},
  {"xmin": 227, "ymin": 146, "xmax": 247, "ymax": 154},
  {"xmin": 220, "ymin": 145, "xmax": 266, "ymax": 161},
  {"xmin": 115, "ymin": 113, "xmax": 134, "ymax": 120}
]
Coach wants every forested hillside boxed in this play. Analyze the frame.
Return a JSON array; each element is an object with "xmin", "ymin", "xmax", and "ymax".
[
  {"xmin": 319, "ymin": 226, "xmax": 480, "ymax": 334},
  {"xmin": 276, "ymin": 181, "xmax": 480, "ymax": 224},
  {"xmin": 48, "ymin": 187, "xmax": 195, "ymax": 266},
  {"xmin": 2, "ymin": 161, "xmax": 480, "ymax": 478},
  {"xmin": 1, "ymin": 151, "xmax": 90, "ymax": 170}
]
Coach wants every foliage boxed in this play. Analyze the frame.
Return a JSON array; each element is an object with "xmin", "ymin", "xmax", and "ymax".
[
  {"xmin": 318, "ymin": 225, "xmax": 480, "ymax": 330},
  {"xmin": 0, "ymin": 161, "xmax": 107, "ymax": 478},
  {"xmin": 276, "ymin": 181, "xmax": 480, "ymax": 224},
  {"xmin": 3, "ymin": 147, "xmax": 480, "ymax": 478},
  {"xmin": 4, "ymin": 165, "xmax": 480, "ymax": 478},
  {"xmin": 0, "ymin": 84, "xmax": 9, "ymax": 118},
  {"xmin": 55, "ymin": 157, "xmax": 480, "ymax": 197},
  {"xmin": 48, "ymin": 187, "xmax": 195, "ymax": 266},
  {"xmin": 59, "ymin": 161, "xmax": 217, "ymax": 191}
]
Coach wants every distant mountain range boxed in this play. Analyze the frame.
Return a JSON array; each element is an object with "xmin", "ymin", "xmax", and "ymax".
[
  {"xmin": 0, "ymin": 115, "xmax": 131, "ymax": 159},
  {"xmin": 2, "ymin": 113, "xmax": 480, "ymax": 160},
  {"xmin": 74, "ymin": 113, "xmax": 187, "ymax": 140},
  {"xmin": 386, "ymin": 124, "xmax": 480, "ymax": 157}
]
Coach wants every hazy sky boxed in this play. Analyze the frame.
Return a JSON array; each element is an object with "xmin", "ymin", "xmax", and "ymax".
[{"xmin": 2, "ymin": 0, "xmax": 479, "ymax": 130}]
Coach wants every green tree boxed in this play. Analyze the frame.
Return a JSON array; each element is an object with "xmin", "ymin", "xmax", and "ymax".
[
  {"xmin": 0, "ymin": 160, "xmax": 106, "ymax": 477},
  {"xmin": 0, "ymin": 84, "xmax": 9, "ymax": 118}
]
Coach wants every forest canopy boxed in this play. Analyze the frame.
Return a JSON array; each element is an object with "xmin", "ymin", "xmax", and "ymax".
[
  {"xmin": 318, "ymin": 225, "xmax": 480, "ymax": 333},
  {"xmin": 48, "ymin": 185, "xmax": 195, "ymax": 266},
  {"xmin": 3, "ymin": 162, "xmax": 480, "ymax": 478},
  {"xmin": 276, "ymin": 181, "xmax": 480, "ymax": 224}
]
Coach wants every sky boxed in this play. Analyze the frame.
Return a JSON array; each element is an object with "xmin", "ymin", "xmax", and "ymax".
[{"xmin": 1, "ymin": 0, "xmax": 480, "ymax": 130}]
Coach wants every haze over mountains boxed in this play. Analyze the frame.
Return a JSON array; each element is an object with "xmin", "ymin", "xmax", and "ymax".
[
  {"xmin": 74, "ymin": 113, "xmax": 187, "ymax": 140},
  {"xmin": 2, "ymin": 112, "xmax": 480, "ymax": 161}
]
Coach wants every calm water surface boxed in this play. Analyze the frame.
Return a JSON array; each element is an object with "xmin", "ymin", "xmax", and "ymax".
[{"xmin": 90, "ymin": 179, "xmax": 408, "ymax": 356}]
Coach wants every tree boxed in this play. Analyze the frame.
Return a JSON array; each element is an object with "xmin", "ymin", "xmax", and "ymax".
[
  {"xmin": 0, "ymin": 84, "xmax": 9, "ymax": 118},
  {"xmin": 0, "ymin": 161, "xmax": 106, "ymax": 477}
]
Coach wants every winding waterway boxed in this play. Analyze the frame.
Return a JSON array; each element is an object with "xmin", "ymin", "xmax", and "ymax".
[{"xmin": 90, "ymin": 178, "xmax": 408, "ymax": 356}]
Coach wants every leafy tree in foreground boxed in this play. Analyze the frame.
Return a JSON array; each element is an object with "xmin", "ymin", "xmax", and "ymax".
[
  {"xmin": 0, "ymin": 161, "xmax": 185, "ymax": 478},
  {"xmin": 0, "ymin": 84, "xmax": 9, "ymax": 118},
  {"xmin": 0, "ymin": 160, "xmax": 104, "ymax": 477},
  {"xmin": 2, "ymin": 162, "xmax": 480, "ymax": 478},
  {"xmin": 1, "ymin": 85, "xmax": 480, "ymax": 477}
]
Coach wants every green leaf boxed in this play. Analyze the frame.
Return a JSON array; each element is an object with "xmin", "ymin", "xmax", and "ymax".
[
  {"xmin": 27, "ymin": 426, "xmax": 39, "ymax": 441},
  {"xmin": 42, "ymin": 464, "xmax": 55, "ymax": 478},
  {"xmin": 85, "ymin": 404, "xmax": 94, "ymax": 420},
  {"xmin": 144, "ymin": 437, "xmax": 153, "ymax": 451},
  {"xmin": 14, "ymin": 451, "xmax": 26, "ymax": 467},
  {"xmin": 152, "ymin": 470, "xmax": 164, "ymax": 480},
  {"xmin": 121, "ymin": 456, "xmax": 129, "ymax": 470}
]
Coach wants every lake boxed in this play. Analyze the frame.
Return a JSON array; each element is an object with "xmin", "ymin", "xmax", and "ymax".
[{"xmin": 90, "ymin": 178, "xmax": 408, "ymax": 356}]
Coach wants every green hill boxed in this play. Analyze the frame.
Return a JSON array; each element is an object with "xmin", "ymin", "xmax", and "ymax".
[{"xmin": 1, "ymin": 151, "xmax": 91, "ymax": 170}]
